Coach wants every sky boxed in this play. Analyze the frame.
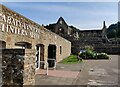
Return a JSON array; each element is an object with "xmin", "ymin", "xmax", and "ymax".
[
  {"xmin": 118, "ymin": 2, "xmax": 120, "ymax": 21},
  {"xmin": 0, "ymin": 0, "xmax": 119, "ymax": 2},
  {"xmin": 1, "ymin": 2, "xmax": 118, "ymax": 30}
]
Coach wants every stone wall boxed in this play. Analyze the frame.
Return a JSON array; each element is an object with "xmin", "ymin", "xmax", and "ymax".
[
  {"xmin": 1, "ymin": 49, "xmax": 35, "ymax": 86},
  {"xmin": 23, "ymin": 49, "xmax": 36, "ymax": 85},
  {"xmin": 0, "ymin": 4, "xmax": 71, "ymax": 65}
]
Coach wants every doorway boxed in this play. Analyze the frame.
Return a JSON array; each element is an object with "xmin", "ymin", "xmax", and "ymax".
[
  {"xmin": 0, "ymin": 40, "xmax": 6, "ymax": 49},
  {"xmin": 36, "ymin": 44, "xmax": 44, "ymax": 69},
  {"xmin": 0, "ymin": 40, "xmax": 6, "ymax": 64},
  {"xmin": 48, "ymin": 44, "xmax": 56, "ymax": 68}
]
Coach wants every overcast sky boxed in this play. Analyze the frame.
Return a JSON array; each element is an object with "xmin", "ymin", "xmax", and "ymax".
[{"xmin": 2, "ymin": 2, "xmax": 118, "ymax": 30}]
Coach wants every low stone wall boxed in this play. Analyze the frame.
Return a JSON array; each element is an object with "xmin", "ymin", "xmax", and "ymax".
[
  {"xmin": 1, "ymin": 49, "xmax": 35, "ymax": 86},
  {"xmin": 23, "ymin": 49, "xmax": 36, "ymax": 85}
]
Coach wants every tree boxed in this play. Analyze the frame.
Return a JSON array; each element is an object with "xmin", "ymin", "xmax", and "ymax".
[{"xmin": 107, "ymin": 22, "xmax": 120, "ymax": 38}]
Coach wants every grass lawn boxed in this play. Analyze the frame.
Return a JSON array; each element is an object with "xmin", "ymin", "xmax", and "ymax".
[{"xmin": 59, "ymin": 55, "xmax": 83, "ymax": 64}]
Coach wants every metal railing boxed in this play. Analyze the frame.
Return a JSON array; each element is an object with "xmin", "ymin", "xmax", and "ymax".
[
  {"xmin": 38, "ymin": 58, "xmax": 56, "ymax": 75},
  {"xmin": 47, "ymin": 58, "xmax": 56, "ymax": 70},
  {"xmin": 39, "ymin": 61, "xmax": 48, "ymax": 75}
]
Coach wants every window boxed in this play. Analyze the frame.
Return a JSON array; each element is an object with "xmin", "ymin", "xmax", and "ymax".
[
  {"xmin": 60, "ymin": 20, "xmax": 62, "ymax": 24},
  {"xmin": 60, "ymin": 46, "xmax": 62, "ymax": 54}
]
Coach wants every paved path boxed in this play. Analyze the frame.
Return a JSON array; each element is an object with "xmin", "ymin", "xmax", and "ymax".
[
  {"xmin": 36, "ymin": 69, "xmax": 79, "ymax": 78},
  {"xmin": 35, "ymin": 55, "xmax": 119, "ymax": 86},
  {"xmin": 73, "ymin": 55, "xmax": 119, "ymax": 85}
]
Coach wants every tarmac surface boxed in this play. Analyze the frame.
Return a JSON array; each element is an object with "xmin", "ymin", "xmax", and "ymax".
[{"xmin": 35, "ymin": 55, "xmax": 119, "ymax": 86}]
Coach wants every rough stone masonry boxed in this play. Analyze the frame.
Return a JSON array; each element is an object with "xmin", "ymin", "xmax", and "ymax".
[{"xmin": 1, "ymin": 49, "xmax": 36, "ymax": 86}]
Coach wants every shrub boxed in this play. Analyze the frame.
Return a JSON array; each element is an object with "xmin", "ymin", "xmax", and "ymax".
[
  {"xmin": 96, "ymin": 53, "xmax": 109, "ymax": 59},
  {"xmin": 79, "ymin": 45, "xmax": 109, "ymax": 59},
  {"xmin": 79, "ymin": 52, "xmax": 86, "ymax": 59},
  {"xmin": 79, "ymin": 50, "xmax": 96, "ymax": 59},
  {"xmin": 79, "ymin": 50, "xmax": 109, "ymax": 59},
  {"xmin": 86, "ymin": 50, "xmax": 96, "ymax": 59}
]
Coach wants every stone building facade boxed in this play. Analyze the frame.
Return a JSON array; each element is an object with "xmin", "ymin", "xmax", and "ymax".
[
  {"xmin": 45, "ymin": 17, "xmax": 80, "ymax": 40},
  {"xmin": 0, "ymin": 4, "xmax": 71, "ymax": 76},
  {"xmin": 0, "ymin": 4, "xmax": 71, "ymax": 86},
  {"xmin": 45, "ymin": 17, "xmax": 120, "ymax": 54}
]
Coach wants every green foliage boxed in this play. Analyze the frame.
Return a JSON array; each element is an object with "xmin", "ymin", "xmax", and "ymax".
[
  {"xmin": 79, "ymin": 50, "xmax": 96, "ymax": 59},
  {"xmin": 96, "ymin": 53, "xmax": 109, "ymax": 59},
  {"xmin": 60, "ymin": 55, "xmax": 83, "ymax": 64},
  {"xmin": 107, "ymin": 22, "xmax": 120, "ymax": 38},
  {"xmin": 86, "ymin": 50, "xmax": 96, "ymax": 59},
  {"xmin": 79, "ymin": 45, "xmax": 96, "ymax": 59},
  {"xmin": 79, "ymin": 52, "xmax": 86, "ymax": 59},
  {"xmin": 79, "ymin": 46, "xmax": 109, "ymax": 59}
]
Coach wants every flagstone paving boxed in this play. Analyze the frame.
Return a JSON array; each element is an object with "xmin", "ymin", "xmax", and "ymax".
[{"xmin": 36, "ymin": 69, "xmax": 79, "ymax": 78}]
